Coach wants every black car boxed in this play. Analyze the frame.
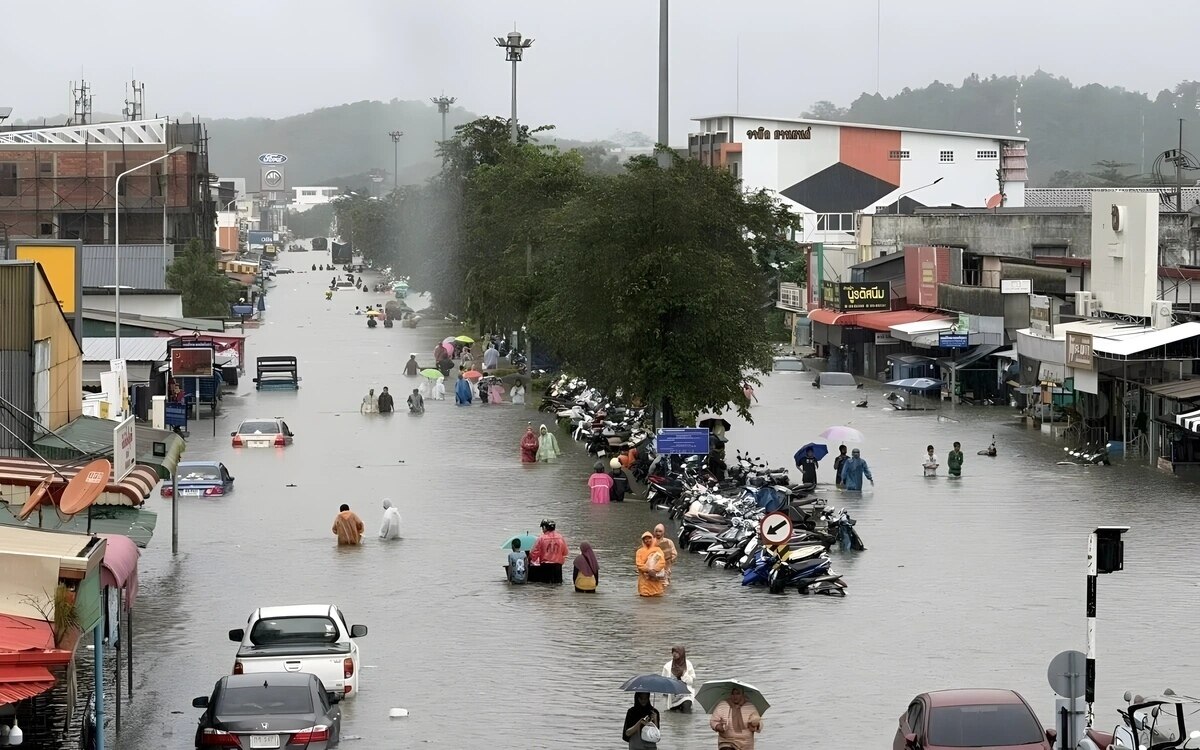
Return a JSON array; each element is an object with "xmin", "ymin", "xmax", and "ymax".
[{"xmin": 193, "ymin": 672, "xmax": 341, "ymax": 749}]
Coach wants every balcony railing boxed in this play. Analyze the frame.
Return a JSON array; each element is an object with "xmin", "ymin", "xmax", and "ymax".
[{"xmin": 777, "ymin": 282, "xmax": 807, "ymax": 312}]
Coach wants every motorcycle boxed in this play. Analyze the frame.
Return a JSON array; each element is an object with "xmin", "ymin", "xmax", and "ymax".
[{"xmin": 1076, "ymin": 690, "xmax": 1200, "ymax": 750}]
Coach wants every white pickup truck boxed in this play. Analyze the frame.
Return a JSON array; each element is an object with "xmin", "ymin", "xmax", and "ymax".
[{"xmin": 228, "ymin": 604, "xmax": 368, "ymax": 698}]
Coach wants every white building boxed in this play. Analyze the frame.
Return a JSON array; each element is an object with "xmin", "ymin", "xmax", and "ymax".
[
  {"xmin": 291, "ymin": 186, "xmax": 340, "ymax": 212},
  {"xmin": 690, "ymin": 115, "xmax": 1029, "ymax": 247}
]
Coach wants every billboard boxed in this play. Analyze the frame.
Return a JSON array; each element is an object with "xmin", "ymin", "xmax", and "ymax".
[
  {"xmin": 821, "ymin": 281, "xmax": 890, "ymax": 311},
  {"xmin": 5, "ymin": 240, "xmax": 84, "ymax": 344},
  {"xmin": 113, "ymin": 416, "xmax": 137, "ymax": 481},
  {"xmin": 1030, "ymin": 294, "xmax": 1053, "ymax": 336},
  {"xmin": 247, "ymin": 231, "xmax": 274, "ymax": 248},
  {"xmin": 170, "ymin": 347, "xmax": 214, "ymax": 377},
  {"xmin": 1066, "ymin": 332, "xmax": 1094, "ymax": 370}
]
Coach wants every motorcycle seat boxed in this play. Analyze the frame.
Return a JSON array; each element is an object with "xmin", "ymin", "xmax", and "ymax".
[{"xmin": 1083, "ymin": 729, "xmax": 1113, "ymax": 748}]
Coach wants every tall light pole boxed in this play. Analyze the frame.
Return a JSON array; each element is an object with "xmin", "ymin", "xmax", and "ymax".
[
  {"xmin": 115, "ymin": 146, "xmax": 182, "ymax": 357},
  {"xmin": 431, "ymin": 94, "xmax": 456, "ymax": 145},
  {"xmin": 388, "ymin": 130, "xmax": 404, "ymax": 190},
  {"xmin": 893, "ymin": 176, "xmax": 944, "ymax": 215},
  {"xmin": 658, "ymin": 0, "xmax": 670, "ymax": 168},
  {"xmin": 495, "ymin": 29, "xmax": 533, "ymax": 144}
]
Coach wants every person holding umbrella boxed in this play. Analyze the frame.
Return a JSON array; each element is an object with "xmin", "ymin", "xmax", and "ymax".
[
  {"xmin": 698, "ymin": 680, "xmax": 768, "ymax": 750},
  {"xmin": 832, "ymin": 445, "xmax": 849, "ymax": 488},
  {"xmin": 622, "ymin": 692, "xmax": 660, "ymax": 749},
  {"xmin": 798, "ymin": 446, "xmax": 820, "ymax": 485}
]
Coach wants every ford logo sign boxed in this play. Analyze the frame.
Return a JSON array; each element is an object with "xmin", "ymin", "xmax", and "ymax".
[{"xmin": 258, "ymin": 153, "xmax": 288, "ymax": 165}]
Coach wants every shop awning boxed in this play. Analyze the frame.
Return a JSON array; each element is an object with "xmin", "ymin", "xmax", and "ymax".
[
  {"xmin": 33, "ymin": 416, "xmax": 185, "ymax": 480},
  {"xmin": 889, "ymin": 316, "xmax": 957, "ymax": 340},
  {"xmin": 938, "ymin": 345, "xmax": 1001, "ymax": 371},
  {"xmin": 807, "ymin": 308, "xmax": 859, "ymax": 326},
  {"xmin": 0, "ymin": 615, "xmax": 55, "ymax": 653},
  {"xmin": 98, "ymin": 533, "xmax": 141, "ymax": 608},
  {"xmin": 1146, "ymin": 380, "xmax": 1200, "ymax": 402},
  {"xmin": 990, "ymin": 348, "xmax": 1019, "ymax": 361},
  {"xmin": 0, "ymin": 457, "xmax": 158, "ymax": 506},
  {"xmin": 0, "ymin": 665, "xmax": 56, "ymax": 706},
  {"xmin": 855, "ymin": 310, "xmax": 949, "ymax": 333},
  {"xmin": 1176, "ymin": 408, "xmax": 1200, "ymax": 433},
  {"xmin": 0, "ymin": 507, "xmax": 158, "ymax": 548}
]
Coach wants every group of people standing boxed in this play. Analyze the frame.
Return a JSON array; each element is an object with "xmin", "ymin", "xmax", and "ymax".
[
  {"xmin": 921, "ymin": 442, "xmax": 965, "ymax": 477},
  {"xmin": 520, "ymin": 423, "xmax": 561, "ymax": 462},
  {"xmin": 795, "ymin": 444, "xmax": 875, "ymax": 490},
  {"xmin": 330, "ymin": 500, "xmax": 402, "ymax": 545},
  {"xmin": 505, "ymin": 520, "xmax": 600, "ymax": 591},
  {"xmin": 636, "ymin": 525, "xmax": 677, "ymax": 598},
  {"xmin": 624, "ymin": 660, "xmax": 762, "ymax": 750}
]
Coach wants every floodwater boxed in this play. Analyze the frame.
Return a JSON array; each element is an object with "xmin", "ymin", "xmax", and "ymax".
[{"xmin": 114, "ymin": 253, "xmax": 1200, "ymax": 749}]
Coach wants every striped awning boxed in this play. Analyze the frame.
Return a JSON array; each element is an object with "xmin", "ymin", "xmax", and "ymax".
[
  {"xmin": 1175, "ymin": 408, "xmax": 1200, "ymax": 434},
  {"xmin": 0, "ymin": 458, "xmax": 158, "ymax": 506}
]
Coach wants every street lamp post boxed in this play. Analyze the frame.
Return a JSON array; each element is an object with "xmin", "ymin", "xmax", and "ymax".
[
  {"xmin": 114, "ymin": 146, "xmax": 182, "ymax": 358},
  {"xmin": 893, "ymin": 176, "xmax": 944, "ymax": 214},
  {"xmin": 495, "ymin": 29, "xmax": 534, "ymax": 144},
  {"xmin": 658, "ymin": 0, "xmax": 670, "ymax": 169},
  {"xmin": 431, "ymin": 94, "xmax": 456, "ymax": 146},
  {"xmin": 388, "ymin": 130, "xmax": 404, "ymax": 190}
]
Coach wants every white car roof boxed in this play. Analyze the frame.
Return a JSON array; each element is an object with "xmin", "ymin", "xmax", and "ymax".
[
  {"xmin": 240, "ymin": 417, "xmax": 284, "ymax": 423},
  {"xmin": 254, "ymin": 604, "xmax": 336, "ymax": 619}
]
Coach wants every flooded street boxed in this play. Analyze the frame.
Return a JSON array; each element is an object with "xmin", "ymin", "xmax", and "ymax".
[{"xmin": 119, "ymin": 254, "xmax": 1200, "ymax": 749}]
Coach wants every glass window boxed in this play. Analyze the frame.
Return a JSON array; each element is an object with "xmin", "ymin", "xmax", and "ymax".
[
  {"xmin": 928, "ymin": 704, "xmax": 1044, "ymax": 747},
  {"xmin": 976, "ymin": 149, "xmax": 999, "ymax": 160},
  {"xmin": 218, "ymin": 685, "xmax": 313, "ymax": 716},
  {"xmin": 249, "ymin": 616, "xmax": 339, "ymax": 645},
  {"xmin": 179, "ymin": 464, "xmax": 222, "ymax": 481},
  {"xmin": 238, "ymin": 420, "xmax": 281, "ymax": 435},
  {"xmin": 888, "ymin": 150, "xmax": 910, "ymax": 160},
  {"xmin": 0, "ymin": 163, "xmax": 17, "ymax": 196},
  {"xmin": 939, "ymin": 150, "xmax": 954, "ymax": 163},
  {"xmin": 906, "ymin": 702, "xmax": 923, "ymax": 732}
]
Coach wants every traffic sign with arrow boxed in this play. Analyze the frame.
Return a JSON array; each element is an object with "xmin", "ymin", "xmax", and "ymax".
[{"xmin": 760, "ymin": 511, "xmax": 793, "ymax": 545}]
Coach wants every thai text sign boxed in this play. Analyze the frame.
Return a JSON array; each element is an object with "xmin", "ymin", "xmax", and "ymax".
[
  {"xmin": 113, "ymin": 416, "xmax": 136, "ymax": 481},
  {"xmin": 656, "ymin": 428, "xmax": 711, "ymax": 455},
  {"xmin": 170, "ymin": 347, "xmax": 214, "ymax": 378},
  {"xmin": 1066, "ymin": 332, "xmax": 1094, "ymax": 370},
  {"xmin": 821, "ymin": 281, "xmax": 890, "ymax": 311},
  {"xmin": 1030, "ymin": 294, "xmax": 1053, "ymax": 336}
]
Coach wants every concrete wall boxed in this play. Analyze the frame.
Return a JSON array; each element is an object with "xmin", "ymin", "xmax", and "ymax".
[{"xmin": 1089, "ymin": 192, "xmax": 1158, "ymax": 318}]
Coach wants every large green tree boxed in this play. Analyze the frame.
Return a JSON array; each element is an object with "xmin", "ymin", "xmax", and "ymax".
[
  {"xmin": 166, "ymin": 240, "xmax": 241, "ymax": 317},
  {"xmin": 532, "ymin": 152, "xmax": 795, "ymax": 423}
]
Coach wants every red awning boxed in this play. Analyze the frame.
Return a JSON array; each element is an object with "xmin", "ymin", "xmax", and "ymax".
[
  {"xmin": 808, "ymin": 308, "xmax": 859, "ymax": 326},
  {"xmin": 0, "ymin": 665, "xmax": 56, "ymax": 706},
  {"xmin": 854, "ymin": 310, "xmax": 954, "ymax": 332},
  {"xmin": 0, "ymin": 616, "xmax": 55, "ymax": 653},
  {"xmin": 98, "ymin": 533, "xmax": 141, "ymax": 608},
  {"xmin": 0, "ymin": 458, "xmax": 158, "ymax": 506}
]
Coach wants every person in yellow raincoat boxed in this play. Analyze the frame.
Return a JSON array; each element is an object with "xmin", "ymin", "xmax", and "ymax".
[{"xmin": 636, "ymin": 531, "xmax": 666, "ymax": 597}]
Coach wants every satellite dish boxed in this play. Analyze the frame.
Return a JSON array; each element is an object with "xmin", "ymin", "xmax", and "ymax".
[
  {"xmin": 985, "ymin": 193, "xmax": 1003, "ymax": 209},
  {"xmin": 58, "ymin": 459, "xmax": 112, "ymax": 516},
  {"xmin": 16, "ymin": 478, "xmax": 54, "ymax": 521}
]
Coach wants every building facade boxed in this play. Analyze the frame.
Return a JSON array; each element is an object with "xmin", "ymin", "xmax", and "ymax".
[
  {"xmin": 690, "ymin": 115, "xmax": 1028, "ymax": 247},
  {"xmin": 0, "ymin": 118, "xmax": 214, "ymax": 247},
  {"xmin": 291, "ymin": 186, "xmax": 339, "ymax": 212}
]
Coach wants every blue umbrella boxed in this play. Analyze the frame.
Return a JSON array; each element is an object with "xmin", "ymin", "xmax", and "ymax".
[
  {"xmin": 501, "ymin": 533, "xmax": 537, "ymax": 551},
  {"xmin": 793, "ymin": 442, "xmax": 829, "ymax": 464},
  {"xmin": 620, "ymin": 674, "xmax": 691, "ymax": 695},
  {"xmin": 886, "ymin": 377, "xmax": 944, "ymax": 392}
]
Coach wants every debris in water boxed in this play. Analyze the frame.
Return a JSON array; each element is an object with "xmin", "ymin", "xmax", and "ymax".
[
  {"xmin": 389, "ymin": 708, "xmax": 409, "ymax": 718},
  {"xmin": 285, "ymin": 483, "xmax": 297, "ymax": 488}
]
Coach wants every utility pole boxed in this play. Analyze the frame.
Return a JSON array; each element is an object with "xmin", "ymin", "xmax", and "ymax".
[
  {"xmin": 388, "ymin": 131, "xmax": 404, "ymax": 190},
  {"xmin": 657, "ymin": 0, "xmax": 670, "ymax": 168},
  {"xmin": 1177, "ymin": 118, "xmax": 1184, "ymax": 213}
]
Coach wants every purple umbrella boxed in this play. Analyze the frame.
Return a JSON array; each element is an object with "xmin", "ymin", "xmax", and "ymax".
[{"xmin": 819, "ymin": 425, "xmax": 864, "ymax": 443}]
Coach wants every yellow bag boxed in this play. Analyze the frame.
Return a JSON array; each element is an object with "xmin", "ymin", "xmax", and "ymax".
[{"xmin": 575, "ymin": 573, "xmax": 597, "ymax": 591}]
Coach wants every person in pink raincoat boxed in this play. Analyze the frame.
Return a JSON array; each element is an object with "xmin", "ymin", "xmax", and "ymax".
[{"xmin": 588, "ymin": 461, "xmax": 613, "ymax": 504}]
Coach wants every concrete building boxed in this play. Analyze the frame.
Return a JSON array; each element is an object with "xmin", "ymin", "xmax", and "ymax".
[
  {"xmin": 290, "ymin": 186, "xmax": 339, "ymax": 212},
  {"xmin": 690, "ymin": 115, "xmax": 1028, "ymax": 248},
  {"xmin": 0, "ymin": 261, "xmax": 82, "ymax": 454},
  {"xmin": 0, "ymin": 118, "xmax": 214, "ymax": 246}
]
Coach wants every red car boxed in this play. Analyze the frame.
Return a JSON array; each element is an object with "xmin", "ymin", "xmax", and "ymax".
[{"xmin": 894, "ymin": 689, "xmax": 1056, "ymax": 750}]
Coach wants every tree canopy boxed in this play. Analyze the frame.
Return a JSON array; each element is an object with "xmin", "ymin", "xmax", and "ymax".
[{"xmin": 166, "ymin": 239, "xmax": 241, "ymax": 317}]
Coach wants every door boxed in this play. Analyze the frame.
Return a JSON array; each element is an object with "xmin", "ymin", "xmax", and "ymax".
[{"xmin": 33, "ymin": 339, "xmax": 51, "ymax": 431}]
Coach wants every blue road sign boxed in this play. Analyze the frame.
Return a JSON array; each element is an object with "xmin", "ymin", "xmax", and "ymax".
[
  {"xmin": 939, "ymin": 333, "xmax": 969, "ymax": 349},
  {"xmin": 165, "ymin": 403, "xmax": 188, "ymax": 428},
  {"xmin": 656, "ymin": 428, "xmax": 711, "ymax": 455}
]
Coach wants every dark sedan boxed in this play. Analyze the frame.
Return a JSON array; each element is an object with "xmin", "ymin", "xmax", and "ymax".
[
  {"xmin": 193, "ymin": 672, "xmax": 341, "ymax": 749},
  {"xmin": 163, "ymin": 461, "xmax": 235, "ymax": 498},
  {"xmin": 894, "ymin": 689, "xmax": 1055, "ymax": 750}
]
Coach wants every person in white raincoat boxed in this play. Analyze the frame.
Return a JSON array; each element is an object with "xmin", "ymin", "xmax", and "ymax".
[
  {"xmin": 658, "ymin": 645, "xmax": 696, "ymax": 712},
  {"xmin": 536, "ymin": 424, "xmax": 561, "ymax": 462},
  {"xmin": 433, "ymin": 377, "xmax": 446, "ymax": 401},
  {"xmin": 379, "ymin": 499, "xmax": 401, "ymax": 539}
]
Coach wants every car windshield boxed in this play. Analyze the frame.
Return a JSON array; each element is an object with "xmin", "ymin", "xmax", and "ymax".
[
  {"xmin": 179, "ymin": 465, "xmax": 221, "ymax": 481},
  {"xmin": 218, "ymin": 685, "xmax": 313, "ymax": 716},
  {"xmin": 819, "ymin": 372, "xmax": 857, "ymax": 386},
  {"xmin": 929, "ymin": 704, "xmax": 1044, "ymax": 747},
  {"xmin": 248, "ymin": 616, "xmax": 338, "ymax": 646},
  {"xmin": 238, "ymin": 421, "xmax": 280, "ymax": 435}
]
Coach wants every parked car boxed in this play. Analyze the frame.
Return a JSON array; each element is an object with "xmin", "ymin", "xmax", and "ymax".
[
  {"xmin": 813, "ymin": 371, "xmax": 863, "ymax": 388},
  {"xmin": 894, "ymin": 689, "xmax": 1055, "ymax": 750},
  {"xmin": 229, "ymin": 604, "xmax": 367, "ymax": 698},
  {"xmin": 275, "ymin": 267, "xmax": 295, "ymax": 275},
  {"xmin": 231, "ymin": 418, "xmax": 294, "ymax": 448},
  {"xmin": 193, "ymin": 672, "xmax": 341, "ymax": 749},
  {"xmin": 772, "ymin": 355, "xmax": 806, "ymax": 372},
  {"xmin": 162, "ymin": 461, "xmax": 235, "ymax": 498}
]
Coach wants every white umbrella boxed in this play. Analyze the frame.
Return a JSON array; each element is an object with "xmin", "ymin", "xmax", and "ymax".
[
  {"xmin": 819, "ymin": 425, "xmax": 864, "ymax": 443},
  {"xmin": 695, "ymin": 679, "xmax": 771, "ymax": 715}
]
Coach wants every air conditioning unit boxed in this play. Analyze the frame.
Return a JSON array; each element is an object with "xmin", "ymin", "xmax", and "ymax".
[
  {"xmin": 1151, "ymin": 300, "xmax": 1174, "ymax": 330},
  {"xmin": 1075, "ymin": 291, "xmax": 1095, "ymax": 318}
]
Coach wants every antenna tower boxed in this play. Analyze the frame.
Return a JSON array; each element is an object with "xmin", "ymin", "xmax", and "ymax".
[
  {"xmin": 123, "ymin": 80, "xmax": 145, "ymax": 121},
  {"xmin": 70, "ymin": 80, "xmax": 93, "ymax": 125}
]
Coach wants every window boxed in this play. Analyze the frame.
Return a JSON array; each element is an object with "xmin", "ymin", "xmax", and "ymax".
[
  {"xmin": 39, "ymin": 161, "xmax": 53, "ymax": 175},
  {"xmin": 0, "ymin": 163, "xmax": 17, "ymax": 196},
  {"xmin": 218, "ymin": 686, "xmax": 313, "ymax": 716},
  {"xmin": 301, "ymin": 189, "xmax": 317, "ymax": 196},
  {"xmin": 39, "ymin": 223, "xmax": 54, "ymax": 237},
  {"xmin": 112, "ymin": 163, "xmax": 127, "ymax": 196},
  {"xmin": 248, "ymin": 616, "xmax": 338, "ymax": 645},
  {"xmin": 888, "ymin": 149, "xmax": 910, "ymax": 160},
  {"xmin": 815, "ymin": 213, "xmax": 855, "ymax": 232},
  {"xmin": 928, "ymin": 704, "xmax": 1044, "ymax": 747},
  {"xmin": 150, "ymin": 166, "xmax": 163, "ymax": 197},
  {"xmin": 939, "ymin": 150, "xmax": 955, "ymax": 163},
  {"xmin": 976, "ymin": 149, "xmax": 999, "ymax": 160}
]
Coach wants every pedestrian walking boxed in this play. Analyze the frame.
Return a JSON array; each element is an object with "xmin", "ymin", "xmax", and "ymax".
[
  {"xmin": 360, "ymin": 388, "xmax": 377, "ymax": 414},
  {"xmin": 659, "ymin": 646, "xmax": 696, "ymax": 712},
  {"xmin": 403, "ymin": 354, "xmax": 419, "ymax": 377},
  {"xmin": 743, "ymin": 383, "xmax": 758, "ymax": 404},
  {"xmin": 636, "ymin": 531, "xmax": 666, "ymax": 597},
  {"xmin": 609, "ymin": 458, "xmax": 629, "ymax": 502},
  {"xmin": 377, "ymin": 387, "xmax": 394, "ymax": 414},
  {"xmin": 709, "ymin": 686, "xmax": 762, "ymax": 749},
  {"xmin": 454, "ymin": 376, "xmax": 473, "ymax": 405},
  {"xmin": 504, "ymin": 539, "xmax": 528, "ymax": 584},
  {"xmin": 519, "ymin": 424, "xmax": 539, "ymax": 463},
  {"xmin": 529, "ymin": 520, "xmax": 568, "ymax": 584},
  {"xmin": 378, "ymin": 499, "xmax": 401, "ymax": 540},
  {"xmin": 510, "ymin": 381, "xmax": 527, "ymax": 405},
  {"xmin": 483, "ymin": 344, "xmax": 500, "ymax": 371},
  {"xmin": 588, "ymin": 461, "xmax": 613, "ymax": 504},
  {"xmin": 536, "ymin": 424, "xmax": 560, "ymax": 461},
  {"xmin": 572, "ymin": 542, "xmax": 600, "ymax": 592},
  {"xmin": 838, "ymin": 448, "xmax": 874, "ymax": 491},
  {"xmin": 947, "ymin": 441, "xmax": 964, "ymax": 477},
  {"xmin": 407, "ymin": 388, "xmax": 424, "ymax": 414},
  {"xmin": 652, "ymin": 524, "xmax": 678, "ymax": 584},
  {"xmin": 922, "ymin": 444, "xmax": 939, "ymax": 477},
  {"xmin": 623, "ymin": 692, "xmax": 661, "ymax": 749},
  {"xmin": 798, "ymin": 447, "xmax": 819, "ymax": 485},
  {"xmin": 331, "ymin": 504, "xmax": 365, "ymax": 545},
  {"xmin": 832, "ymin": 444, "xmax": 848, "ymax": 488}
]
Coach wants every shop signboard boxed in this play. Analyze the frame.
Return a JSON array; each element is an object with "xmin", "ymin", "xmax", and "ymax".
[
  {"xmin": 875, "ymin": 333, "xmax": 899, "ymax": 345},
  {"xmin": 655, "ymin": 428, "xmax": 711, "ymax": 455},
  {"xmin": 939, "ymin": 333, "xmax": 969, "ymax": 349},
  {"xmin": 1030, "ymin": 294, "xmax": 1053, "ymax": 336},
  {"xmin": 822, "ymin": 281, "xmax": 890, "ymax": 312},
  {"xmin": 1001, "ymin": 279, "xmax": 1032, "ymax": 294},
  {"xmin": 113, "ymin": 416, "xmax": 136, "ymax": 481},
  {"xmin": 1066, "ymin": 332, "xmax": 1094, "ymax": 370}
]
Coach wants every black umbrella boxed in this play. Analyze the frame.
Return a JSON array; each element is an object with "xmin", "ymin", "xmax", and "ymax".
[
  {"xmin": 696, "ymin": 414, "xmax": 732, "ymax": 432},
  {"xmin": 500, "ymin": 373, "xmax": 532, "ymax": 387}
]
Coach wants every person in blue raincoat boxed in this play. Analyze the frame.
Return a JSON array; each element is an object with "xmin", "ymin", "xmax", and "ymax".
[
  {"xmin": 455, "ymin": 376, "xmax": 474, "ymax": 405},
  {"xmin": 838, "ymin": 448, "xmax": 874, "ymax": 491}
]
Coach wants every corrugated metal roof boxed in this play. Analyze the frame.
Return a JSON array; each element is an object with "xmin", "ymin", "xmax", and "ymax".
[
  {"xmin": 81, "ymin": 245, "xmax": 175, "ymax": 290},
  {"xmin": 33, "ymin": 415, "xmax": 185, "ymax": 480},
  {"xmin": 81, "ymin": 307, "xmax": 225, "ymax": 332},
  {"xmin": 82, "ymin": 337, "xmax": 169, "ymax": 362},
  {"xmin": 0, "ymin": 665, "xmax": 56, "ymax": 706}
]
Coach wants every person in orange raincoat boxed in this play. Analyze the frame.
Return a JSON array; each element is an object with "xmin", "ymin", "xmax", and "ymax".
[
  {"xmin": 332, "ymin": 504, "xmax": 364, "ymax": 545},
  {"xmin": 635, "ymin": 531, "xmax": 666, "ymax": 597}
]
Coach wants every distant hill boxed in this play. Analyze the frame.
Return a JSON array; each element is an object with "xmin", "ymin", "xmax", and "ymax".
[{"xmin": 803, "ymin": 71, "xmax": 1200, "ymax": 186}]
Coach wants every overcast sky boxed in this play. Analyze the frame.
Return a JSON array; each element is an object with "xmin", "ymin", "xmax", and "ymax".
[{"xmin": 6, "ymin": 0, "xmax": 1198, "ymax": 143}]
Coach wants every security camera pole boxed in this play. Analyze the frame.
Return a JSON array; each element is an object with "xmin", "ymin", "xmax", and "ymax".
[
  {"xmin": 1086, "ymin": 525, "xmax": 1129, "ymax": 727},
  {"xmin": 431, "ymin": 94, "xmax": 456, "ymax": 146},
  {"xmin": 388, "ymin": 130, "xmax": 403, "ymax": 190}
]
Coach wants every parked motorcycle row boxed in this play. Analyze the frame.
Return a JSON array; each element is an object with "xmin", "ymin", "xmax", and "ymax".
[{"xmin": 540, "ymin": 375, "xmax": 866, "ymax": 596}]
